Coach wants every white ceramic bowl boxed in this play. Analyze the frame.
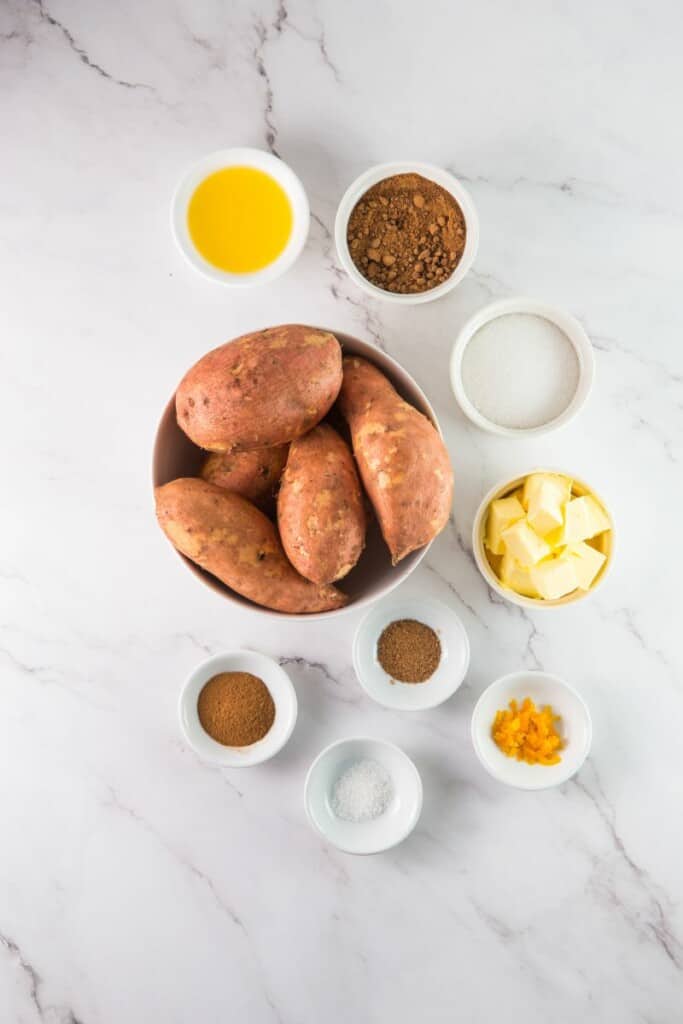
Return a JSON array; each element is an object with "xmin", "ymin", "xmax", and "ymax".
[
  {"xmin": 304, "ymin": 737, "xmax": 423, "ymax": 854},
  {"xmin": 353, "ymin": 596, "xmax": 470, "ymax": 710},
  {"xmin": 472, "ymin": 467, "xmax": 615, "ymax": 610},
  {"xmin": 178, "ymin": 650, "xmax": 297, "ymax": 766},
  {"xmin": 471, "ymin": 670, "xmax": 592, "ymax": 790},
  {"xmin": 335, "ymin": 161, "xmax": 479, "ymax": 305},
  {"xmin": 450, "ymin": 297, "xmax": 595, "ymax": 437},
  {"xmin": 171, "ymin": 147, "xmax": 309, "ymax": 286}
]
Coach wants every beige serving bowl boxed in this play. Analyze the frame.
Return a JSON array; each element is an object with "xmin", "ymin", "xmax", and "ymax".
[
  {"xmin": 153, "ymin": 330, "xmax": 445, "ymax": 619},
  {"xmin": 472, "ymin": 468, "xmax": 615, "ymax": 609}
]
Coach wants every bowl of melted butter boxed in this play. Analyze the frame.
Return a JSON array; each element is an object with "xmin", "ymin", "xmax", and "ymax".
[{"xmin": 171, "ymin": 147, "xmax": 309, "ymax": 286}]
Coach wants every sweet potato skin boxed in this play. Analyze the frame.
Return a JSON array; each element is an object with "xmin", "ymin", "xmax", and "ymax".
[
  {"xmin": 155, "ymin": 478, "xmax": 347, "ymax": 614},
  {"xmin": 338, "ymin": 356, "xmax": 453, "ymax": 563},
  {"xmin": 200, "ymin": 445, "xmax": 288, "ymax": 510},
  {"xmin": 277, "ymin": 424, "xmax": 366, "ymax": 584},
  {"xmin": 176, "ymin": 325, "xmax": 343, "ymax": 452}
]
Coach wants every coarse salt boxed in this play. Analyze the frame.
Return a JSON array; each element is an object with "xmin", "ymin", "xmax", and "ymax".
[
  {"xmin": 331, "ymin": 758, "xmax": 393, "ymax": 823},
  {"xmin": 461, "ymin": 313, "xmax": 580, "ymax": 429}
]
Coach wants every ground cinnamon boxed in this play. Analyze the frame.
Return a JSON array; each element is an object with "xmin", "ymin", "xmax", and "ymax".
[
  {"xmin": 347, "ymin": 173, "xmax": 466, "ymax": 294},
  {"xmin": 377, "ymin": 618, "xmax": 442, "ymax": 683},
  {"xmin": 197, "ymin": 671, "xmax": 275, "ymax": 746}
]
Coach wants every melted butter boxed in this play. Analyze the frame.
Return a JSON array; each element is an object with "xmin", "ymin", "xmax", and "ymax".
[{"xmin": 187, "ymin": 166, "xmax": 293, "ymax": 273}]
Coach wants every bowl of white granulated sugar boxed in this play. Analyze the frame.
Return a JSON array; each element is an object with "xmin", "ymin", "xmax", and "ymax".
[
  {"xmin": 450, "ymin": 297, "xmax": 594, "ymax": 437},
  {"xmin": 304, "ymin": 737, "xmax": 423, "ymax": 854}
]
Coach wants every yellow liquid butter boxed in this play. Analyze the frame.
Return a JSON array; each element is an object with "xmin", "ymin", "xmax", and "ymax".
[{"xmin": 187, "ymin": 166, "xmax": 293, "ymax": 273}]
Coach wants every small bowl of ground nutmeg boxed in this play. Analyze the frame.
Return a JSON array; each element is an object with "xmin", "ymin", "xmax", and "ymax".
[
  {"xmin": 353, "ymin": 596, "xmax": 470, "ymax": 710},
  {"xmin": 335, "ymin": 162, "xmax": 479, "ymax": 304},
  {"xmin": 179, "ymin": 650, "xmax": 297, "ymax": 766}
]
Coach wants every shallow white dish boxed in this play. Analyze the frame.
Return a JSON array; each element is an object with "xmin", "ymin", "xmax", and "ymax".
[
  {"xmin": 178, "ymin": 650, "xmax": 297, "ymax": 766},
  {"xmin": 171, "ymin": 147, "xmax": 309, "ymax": 286},
  {"xmin": 471, "ymin": 670, "xmax": 592, "ymax": 790},
  {"xmin": 334, "ymin": 161, "xmax": 479, "ymax": 305},
  {"xmin": 450, "ymin": 297, "xmax": 594, "ymax": 437},
  {"xmin": 304, "ymin": 737, "xmax": 423, "ymax": 854},
  {"xmin": 472, "ymin": 467, "xmax": 615, "ymax": 610},
  {"xmin": 353, "ymin": 596, "xmax": 470, "ymax": 710}
]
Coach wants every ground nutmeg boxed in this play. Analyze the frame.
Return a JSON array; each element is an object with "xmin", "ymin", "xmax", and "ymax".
[
  {"xmin": 197, "ymin": 671, "xmax": 275, "ymax": 746},
  {"xmin": 347, "ymin": 172, "xmax": 466, "ymax": 294},
  {"xmin": 377, "ymin": 618, "xmax": 442, "ymax": 683}
]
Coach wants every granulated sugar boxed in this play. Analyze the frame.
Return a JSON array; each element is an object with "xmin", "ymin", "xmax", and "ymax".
[
  {"xmin": 461, "ymin": 313, "xmax": 580, "ymax": 429},
  {"xmin": 331, "ymin": 758, "xmax": 393, "ymax": 822}
]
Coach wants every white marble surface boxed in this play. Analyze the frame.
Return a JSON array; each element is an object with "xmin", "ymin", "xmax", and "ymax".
[{"xmin": 2, "ymin": 1, "xmax": 682, "ymax": 1021}]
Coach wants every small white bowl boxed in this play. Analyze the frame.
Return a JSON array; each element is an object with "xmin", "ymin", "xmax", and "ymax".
[
  {"xmin": 450, "ymin": 297, "xmax": 595, "ymax": 437},
  {"xmin": 304, "ymin": 737, "xmax": 423, "ymax": 854},
  {"xmin": 353, "ymin": 596, "xmax": 470, "ymax": 710},
  {"xmin": 472, "ymin": 467, "xmax": 615, "ymax": 610},
  {"xmin": 335, "ymin": 161, "xmax": 479, "ymax": 305},
  {"xmin": 171, "ymin": 147, "xmax": 310, "ymax": 286},
  {"xmin": 471, "ymin": 670, "xmax": 592, "ymax": 790},
  {"xmin": 178, "ymin": 650, "xmax": 297, "ymax": 766}
]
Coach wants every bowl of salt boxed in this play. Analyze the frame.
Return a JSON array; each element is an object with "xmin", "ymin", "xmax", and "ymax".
[
  {"xmin": 449, "ymin": 297, "xmax": 594, "ymax": 437},
  {"xmin": 304, "ymin": 737, "xmax": 423, "ymax": 855}
]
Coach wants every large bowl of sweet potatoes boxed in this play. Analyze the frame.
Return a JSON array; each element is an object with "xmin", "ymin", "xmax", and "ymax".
[{"xmin": 153, "ymin": 325, "xmax": 453, "ymax": 618}]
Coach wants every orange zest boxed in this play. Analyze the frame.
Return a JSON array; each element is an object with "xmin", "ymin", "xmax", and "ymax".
[{"xmin": 492, "ymin": 697, "xmax": 563, "ymax": 765}]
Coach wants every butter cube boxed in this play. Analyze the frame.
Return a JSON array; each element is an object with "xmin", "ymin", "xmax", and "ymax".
[
  {"xmin": 500, "ymin": 553, "xmax": 540, "ymax": 598},
  {"xmin": 485, "ymin": 495, "xmax": 525, "ymax": 555},
  {"xmin": 522, "ymin": 473, "xmax": 571, "ymax": 512},
  {"xmin": 527, "ymin": 479, "xmax": 566, "ymax": 537},
  {"xmin": 530, "ymin": 556, "xmax": 578, "ymax": 600},
  {"xmin": 501, "ymin": 519, "xmax": 551, "ymax": 566},
  {"xmin": 563, "ymin": 541, "xmax": 607, "ymax": 590},
  {"xmin": 561, "ymin": 495, "xmax": 610, "ymax": 544}
]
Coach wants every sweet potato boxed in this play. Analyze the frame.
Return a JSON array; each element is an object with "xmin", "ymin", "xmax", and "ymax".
[
  {"xmin": 176, "ymin": 325, "xmax": 342, "ymax": 452},
  {"xmin": 200, "ymin": 445, "xmax": 288, "ymax": 510},
  {"xmin": 338, "ymin": 356, "xmax": 453, "ymax": 563},
  {"xmin": 277, "ymin": 424, "xmax": 366, "ymax": 584},
  {"xmin": 155, "ymin": 478, "xmax": 347, "ymax": 614}
]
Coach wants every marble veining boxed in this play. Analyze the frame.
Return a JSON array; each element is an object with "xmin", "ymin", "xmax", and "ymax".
[{"xmin": 2, "ymin": 0, "xmax": 682, "ymax": 1021}]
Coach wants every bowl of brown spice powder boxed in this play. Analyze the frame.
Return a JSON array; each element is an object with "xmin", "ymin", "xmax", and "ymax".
[
  {"xmin": 353, "ymin": 596, "xmax": 470, "ymax": 710},
  {"xmin": 335, "ymin": 162, "xmax": 478, "ymax": 304},
  {"xmin": 179, "ymin": 650, "xmax": 297, "ymax": 766}
]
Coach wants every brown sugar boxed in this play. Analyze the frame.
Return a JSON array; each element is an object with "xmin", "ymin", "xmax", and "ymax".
[
  {"xmin": 346, "ymin": 173, "xmax": 466, "ymax": 294},
  {"xmin": 377, "ymin": 619, "xmax": 442, "ymax": 683},
  {"xmin": 197, "ymin": 671, "xmax": 275, "ymax": 746}
]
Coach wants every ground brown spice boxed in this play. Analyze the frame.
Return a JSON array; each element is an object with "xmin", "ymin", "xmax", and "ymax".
[
  {"xmin": 197, "ymin": 671, "xmax": 275, "ymax": 746},
  {"xmin": 377, "ymin": 619, "xmax": 442, "ymax": 683},
  {"xmin": 347, "ymin": 172, "xmax": 466, "ymax": 294}
]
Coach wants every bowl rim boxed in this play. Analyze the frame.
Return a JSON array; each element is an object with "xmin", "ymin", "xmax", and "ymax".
[
  {"xmin": 303, "ymin": 735, "xmax": 424, "ymax": 854},
  {"xmin": 449, "ymin": 296, "xmax": 595, "ymax": 437},
  {"xmin": 152, "ymin": 328, "xmax": 446, "ymax": 620},
  {"xmin": 334, "ymin": 161, "xmax": 479, "ymax": 305},
  {"xmin": 352, "ymin": 595, "xmax": 470, "ymax": 710},
  {"xmin": 470, "ymin": 669, "xmax": 593, "ymax": 790},
  {"xmin": 471, "ymin": 467, "xmax": 616, "ymax": 609},
  {"xmin": 171, "ymin": 147, "xmax": 310, "ymax": 287},
  {"xmin": 177, "ymin": 649, "xmax": 298, "ymax": 766}
]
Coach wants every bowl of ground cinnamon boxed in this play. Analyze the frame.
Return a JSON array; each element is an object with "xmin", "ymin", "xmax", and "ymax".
[
  {"xmin": 353, "ymin": 596, "xmax": 470, "ymax": 710},
  {"xmin": 335, "ymin": 162, "xmax": 479, "ymax": 304},
  {"xmin": 179, "ymin": 650, "xmax": 297, "ymax": 766}
]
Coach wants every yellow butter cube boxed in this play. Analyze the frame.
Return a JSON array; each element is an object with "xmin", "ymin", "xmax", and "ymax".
[
  {"xmin": 501, "ymin": 519, "xmax": 551, "ymax": 566},
  {"xmin": 527, "ymin": 480, "xmax": 567, "ymax": 537},
  {"xmin": 563, "ymin": 541, "xmax": 607, "ymax": 590},
  {"xmin": 485, "ymin": 495, "xmax": 525, "ymax": 555},
  {"xmin": 530, "ymin": 555, "xmax": 578, "ymax": 600},
  {"xmin": 522, "ymin": 473, "xmax": 572, "ymax": 512},
  {"xmin": 500, "ymin": 553, "xmax": 540, "ymax": 598},
  {"xmin": 561, "ymin": 495, "xmax": 610, "ymax": 544}
]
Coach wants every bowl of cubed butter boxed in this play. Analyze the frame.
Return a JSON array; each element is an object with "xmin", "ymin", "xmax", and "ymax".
[{"xmin": 473, "ymin": 469, "xmax": 614, "ymax": 608}]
